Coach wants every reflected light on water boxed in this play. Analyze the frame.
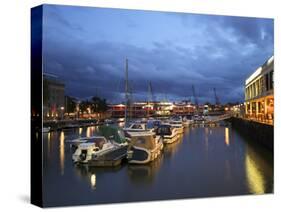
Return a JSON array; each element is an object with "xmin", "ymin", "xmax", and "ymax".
[
  {"xmin": 245, "ymin": 152, "xmax": 265, "ymax": 194},
  {"xmin": 47, "ymin": 132, "xmax": 51, "ymax": 158},
  {"xmin": 225, "ymin": 127, "xmax": 230, "ymax": 146},
  {"xmin": 91, "ymin": 174, "xmax": 96, "ymax": 189},
  {"xmin": 60, "ymin": 131, "xmax": 65, "ymax": 175},
  {"xmin": 86, "ymin": 126, "xmax": 95, "ymax": 137},
  {"xmin": 204, "ymin": 127, "xmax": 209, "ymax": 151}
]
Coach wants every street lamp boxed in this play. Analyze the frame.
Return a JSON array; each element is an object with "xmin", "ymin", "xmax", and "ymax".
[{"xmin": 60, "ymin": 106, "xmax": 65, "ymax": 120}]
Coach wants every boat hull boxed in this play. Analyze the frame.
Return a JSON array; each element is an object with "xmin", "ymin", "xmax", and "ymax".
[
  {"xmin": 162, "ymin": 133, "xmax": 179, "ymax": 144},
  {"xmin": 127, "ymin": 143, "xmax": 163, "ymax": 164}
]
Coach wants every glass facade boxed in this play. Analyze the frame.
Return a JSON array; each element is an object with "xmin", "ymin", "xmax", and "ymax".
[{"xmin": 244, "ymin": 57, "xmax": 274, "ymax": 125}]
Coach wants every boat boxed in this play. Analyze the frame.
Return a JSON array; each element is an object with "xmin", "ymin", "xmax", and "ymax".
[
  {"xmin": 193, "ymin": 115, "xmax": 205, "ymax": 122},
  {"xmin": 72, "ymin": 136, "xmax": 119, "ymax": 163},
  {"xmin": 42, "ymin": 127, "xmax": 51, "ymax": 133},
  {"xmin": 127, "ymin": 131, "xmax": 163, "ymax": 164},
  {"xmin": 123, "ymin": 122, "xmax": 154, "ymax": 134},
  {"xmin": 169, "ymin": 120, "xmax": 184, "ymax": 134},
  {"xmin": 72, "ymin": 126, "xmax": 128, "ymax": 164},
  {"xmin": 104, "ymin": 119, "xmax": 115, "ymax": 124},
  {"xmin": 155, "ymin": 124, "xmax": 180, "ymax": 144},
  {"xmin": 182, "ymin": 116, "xmax": 193, "ymax": 127},
  {"xmin": 147, "ymin": 119, "xmax": 162, "ymax": 131}
]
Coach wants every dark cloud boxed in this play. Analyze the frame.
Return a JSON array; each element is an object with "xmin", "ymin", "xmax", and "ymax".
[{"xmin": 42, "ymin": 5, "xmax": 274, "ymax": 104}]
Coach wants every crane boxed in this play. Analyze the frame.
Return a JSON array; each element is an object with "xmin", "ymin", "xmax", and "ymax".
[
  {"xmin": 213, "ymin": 87, "xmax": 220, "ymax": 105},
  {"xmin": 192, "ymin": 85, "xmax": 198, "ymax": 106}
]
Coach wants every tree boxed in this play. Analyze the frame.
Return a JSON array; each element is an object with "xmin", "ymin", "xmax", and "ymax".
[{"xmin": 91, "ymin": 96, "xmax": 108, "ymax": 113}]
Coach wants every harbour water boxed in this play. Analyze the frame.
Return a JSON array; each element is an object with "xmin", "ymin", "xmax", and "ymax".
[{"xmin": 42, "ymin": 123, "xmax": 273, "ymax": 207}]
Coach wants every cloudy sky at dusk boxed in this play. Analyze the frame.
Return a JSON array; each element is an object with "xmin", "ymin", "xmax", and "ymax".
[{"xmin": 42, "ymin": 4, "xmax": 274, "ymax": 104}]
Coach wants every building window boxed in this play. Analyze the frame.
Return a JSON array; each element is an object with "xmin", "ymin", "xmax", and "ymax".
[
  {"xmin": 265, "ymin": 73, "xmax": 269, "ymax": 91},
  {"xmin": 260, "ymin": 77, "xmax": 264, "ymax": 94},
  {"xmin": 269, "ymin": 70, "xmax": 273, "ymax": 90}
]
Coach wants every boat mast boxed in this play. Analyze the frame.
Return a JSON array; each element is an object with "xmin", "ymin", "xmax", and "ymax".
[
  {"xmin": 147, "ymin": 81, "xmax": 153, "ymax": 117},
  {"xmin": 192, "ymin": 85, "xmax": 199, "ymax": 114},
  {"xmin": 125, "ymin": 58, "xmax": 129, "ymax": 125}
]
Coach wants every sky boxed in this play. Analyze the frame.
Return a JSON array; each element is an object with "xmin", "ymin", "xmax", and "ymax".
[{"xmin": 42, "ymin": 4, "xmax": 274, "ymax": 104}]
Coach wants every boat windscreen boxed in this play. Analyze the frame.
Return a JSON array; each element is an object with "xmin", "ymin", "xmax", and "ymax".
[
  {"xmin": 156, "ymin": 126, "xmax": 172, "ymax": 135},
  {"xmin": 98, "ymin": 125, "xmax": 127, "ymax": 144},
  {"xmin": 146, "ymin": 121, "xmax": 154, "ymax": 129}
]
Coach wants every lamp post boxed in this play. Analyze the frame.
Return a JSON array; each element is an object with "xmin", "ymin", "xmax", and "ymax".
[{"xmin": 60, "ymin": 106, "xmax": 64, "ymax": 120}]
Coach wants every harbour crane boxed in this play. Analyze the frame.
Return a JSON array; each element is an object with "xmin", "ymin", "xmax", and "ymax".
[
  {"xmin": 192, "ymin": 85, "xmax": 198, "ymax": 106},
  {"xmin": 124, "ymin": 58, "xmax": 129, "ymax": 124},
  {"xmin": 213, "ymin": 87, "xmax": 220, "ymax": 105}
]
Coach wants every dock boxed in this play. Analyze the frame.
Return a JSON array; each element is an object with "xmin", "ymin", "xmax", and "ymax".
[{"xmin": 88, "ymin": 146, "xmax": 128, "ymax": 167}]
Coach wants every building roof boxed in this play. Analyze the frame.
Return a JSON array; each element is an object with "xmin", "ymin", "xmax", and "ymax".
[{"xmin": 245, "ymin": 56, "xmax": 274, "ymax": 85}]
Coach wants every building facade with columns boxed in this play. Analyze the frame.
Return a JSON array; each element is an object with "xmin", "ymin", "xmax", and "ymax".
[{"xmin": 245, "ymin": 56, "xmax": 274, "ymax": 124}]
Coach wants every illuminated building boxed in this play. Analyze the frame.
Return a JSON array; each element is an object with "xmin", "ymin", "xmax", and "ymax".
[
  {"xmin": 108, "ymin": 101, "xmax": 174, "ymax": 118},
  {"xmin": 172, "ymin": 101, "xmax": 195, "ymax": 115},
  {"xmin": 43, "ymin": 73, "xmax": 65, "ymax": 119},
  {"xmin": 245, "ymin": 56, "xmax": 274, "ymax": 124}
]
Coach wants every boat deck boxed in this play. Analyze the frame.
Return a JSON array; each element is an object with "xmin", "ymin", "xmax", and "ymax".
[{"xmin": 88, "ymin": 146, "xmax": 128, "ymax": 167}]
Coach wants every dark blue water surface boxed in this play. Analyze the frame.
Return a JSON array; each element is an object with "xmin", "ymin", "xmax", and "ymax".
[{"xmin": 42, "ymin": 123, "xmax": 273, "ymax": 207}]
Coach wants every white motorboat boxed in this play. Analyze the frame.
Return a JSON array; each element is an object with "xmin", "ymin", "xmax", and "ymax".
[
  {"xmin": 169, "ymin": 120, "xmax": 184, "ymax": 134},
  {"xmin": 72, "ymin": 126, "xmax": 128, "ymax": 164},
  {"xmin": 127, "ymin": 131, "xmax": 163, "ymax": 164},
  {"xmin": 155, "ymin": 124, "xmax": 180, "ymax": 144},
  {"xmin": 123, "ymin": 122, "xmax": 154, "ymax": 134},
  {"xmin": 72, "ymin": 136, "xmax": 120, "ymax": 163}
]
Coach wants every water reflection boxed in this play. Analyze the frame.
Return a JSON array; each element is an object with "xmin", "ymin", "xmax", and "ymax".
[
  {"xmin": 225, "ymin": 127, "xmax": 230, "ymax": 146},
  {"xmin": 90, "ymin": 174, "xmax": 96, "ymax": 190},
  {"xmin": 204, "ymin": 127, "xmax": 209, "ymax": 151},
  {"xmin": 74, "ymin": 165, "xmax": 122, "ymax": 190},
  {"xmin": 245, "ymin": 145, "xmax": 267, "ymax": 194},
  {"xmin": 59, "ymin": 131, "xmax": 65, "ymax": 175},
  {"xmin": 163, "ymin": 136, "xmax": 183, "ymax": 158},
  {"xmin": 43, "ymin": 124, "xmax": 273, "ymax": 206},
  {"xmin": 86, "ymin": 126, "xmax": 95, "ymax": 137},
  {"xmin": 127, "ymin": 154, "xmax": 163, "ymax": 185},
  {"xmin": 47, "ymin": 132, "xmax": 51, "ymax": 159},
  {"xmin": 36, "ymin": 132, "xmax": 39, "ymax": 141}
]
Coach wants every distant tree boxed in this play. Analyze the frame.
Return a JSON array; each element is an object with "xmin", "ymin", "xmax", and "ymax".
[
  {"xmin": 91, "ymin": 96, "xmax": 108, "ymax": 113},
  {"xmin": 79, "ymin": 100, "xmax": 91, "ymax": 113}
]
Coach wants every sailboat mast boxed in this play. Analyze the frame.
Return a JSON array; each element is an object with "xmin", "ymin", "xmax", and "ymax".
[{"xmin": 125, "ymin": 58, "xmax": 129, "ymax": 124}]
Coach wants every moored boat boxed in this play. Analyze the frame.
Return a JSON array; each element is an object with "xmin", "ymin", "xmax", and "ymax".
[
  {"xmin": 72, "ymin": 126, "xmax": 128, "ymax": 164},
  {"xmin": 127, "ymin": 131, "xmax": 163, "ymax": 164},
  {"xmin": 123, "ymin": 122, "xmax": 154, "ymax": 134},
  {"xmin": 72, "ymin": 136, "xmax": 120, "ymax": 163},
  {"xmin": 156, "ymin": 124, "xmax": 180, "ymax": 144},
  {"xmin": 169, "ymin": 120, "xmax": 184, "ymax": 134}
]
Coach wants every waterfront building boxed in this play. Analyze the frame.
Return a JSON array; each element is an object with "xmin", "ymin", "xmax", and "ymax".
[
  {"xmin": 43, "ymin": 73, "xmax": 65, "ymax": 119},
  {"xmin": 108, "ymin": 101, "xmax": 174, "ymax": 118},
  {"xmin": 245, "ymin": 56, "xmax": 274, "ymax": 124},
  {"xmin": 155, "ymin": 101, "xmax": 173, "ymax": 116},
  {"xmin": 108, "ymin": 104, "xmax": 126, "ymax": 118},
  {"xmin": 173, "ymin": 101, "xmax": 195, "ymax": 115}
]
